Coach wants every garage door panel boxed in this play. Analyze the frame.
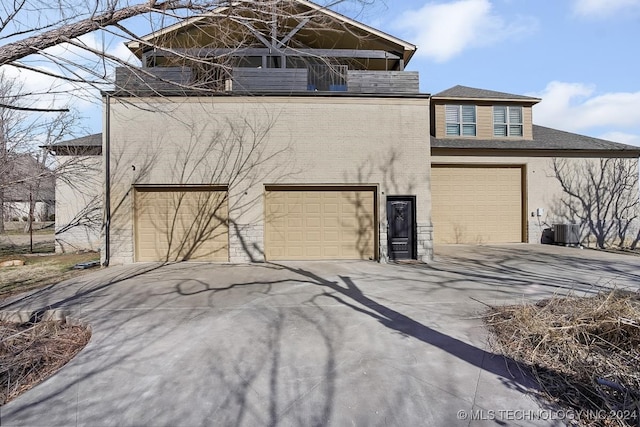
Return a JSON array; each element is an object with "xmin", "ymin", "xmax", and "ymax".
[
  {"xmin": 307, "ymin": 231, "xmax": 321, "ymax": 241},
  {"xmin": 306, "ymin": 217, "xmax": 321, "ymax": 227},
  {"xmin": 306, "ymin": 204, "xmax": 321, "ymax": 214},
  {"xmin": 287, "ymin": 218, "xmax": 303, "ymax": 228},
  {"xmin": 305, "ymin": 246, "xmax": 321, "ymax": 257},
  {"xmin": 431, "ymin": 166, "xmax": 523, "ymax": 244},
  {"xmin": 135, "ymin": 188, "xmax": 229, "ymax": 262},
  {"xmin": 265, "ymin": 188, "xmax": 375, "ymax": 260}
]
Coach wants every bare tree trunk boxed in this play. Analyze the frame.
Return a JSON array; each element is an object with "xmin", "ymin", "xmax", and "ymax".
[
  {"xmin": 631, "ymin": 229, "xmax": 640, "ymax": 250},
  {"xmin": 0, "ymin": 0, "xmax": 206, "ymax": 68},
  {"xmin": 0, "ymin": 187, "xmax": 4, "ymax": 234},
  {"xmin": 28, "ymin": 187, "xmax": 33, "ymax": 252},
  {"xmin": 0, "ymin": 116, "xmax": 5, "ymax": 234}
]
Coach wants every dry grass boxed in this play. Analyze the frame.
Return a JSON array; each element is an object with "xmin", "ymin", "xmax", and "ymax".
[
  {"xmin": 0, "ymin": 240, "xmax": 54, "ymax": 256},
  {"xmin": 0, "ymin": 230, "xmax": 56, "ymax": 256},
  {"xmin": 1, "ymin": 229, "xmax": 54, "ymax": 237},
  {"xmin": 485, "ymin": 290, "xmax": 640, "ymax": 426},
  {"xmin": 0, "ymin": 252, "xmax": 100, "ymax": 300},
  {"xmin": 0, "ymin": 320, "xmax": 91, "ymax": 405}
]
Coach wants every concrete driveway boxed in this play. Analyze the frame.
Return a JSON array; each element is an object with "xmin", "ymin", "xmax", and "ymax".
[{"xmin": 1, "ymin": 244, "xmax": 639, "ymax": 426}]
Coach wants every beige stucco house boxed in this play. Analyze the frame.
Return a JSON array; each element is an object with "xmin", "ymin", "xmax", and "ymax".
[
  {"xmin": 430, "ymin": 85, "xmax": 640, "ymax": 246},
  {"xmin": 103, "ymin": 0, "xmax": 432, "ymax": 265},
  {"xmin": 47, "ymin": 134, "xmax": 102, "ymax": 253},
  {"xmin": 52, "ymin": 0, "xmax": 640, "ymax": 263}
]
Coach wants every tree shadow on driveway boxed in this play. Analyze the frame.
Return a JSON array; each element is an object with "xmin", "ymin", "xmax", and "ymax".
[
  {"xmin": 282, "ymin": 265, "xmax": 539, "ymax": 390},
  {"xmin": 2, "ymin": 250, "xmax": 605, "ymax": 425}
]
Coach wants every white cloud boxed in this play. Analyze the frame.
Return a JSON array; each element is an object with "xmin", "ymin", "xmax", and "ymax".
[
  {"xmin": 572, "ymin": 0, "xmax": 640, "ymax": 17},
  {"xmin": 530, "ymin": 81, "xmax": 640, "ymax": 146},
  {"xmin": 599, "ymin": 131, "xmax": 640, "ymax": 146},
  {"xmin": 109, "ymin": 41, "xmax": 139, "ymax": 65},
  {"xmin": 3, "ymin": 62, "xmax": 101, "ymax": 113},
  {"xmin": 3, "ymin": 32, "xmax": 138, "ymax": 113},
  {"xmin": 45, "ymin": 33, "xmax": 137, "ymax": 65},
  {"xmin": 395, "ymin": 0, "xmax": 537, "ymax": 62}
]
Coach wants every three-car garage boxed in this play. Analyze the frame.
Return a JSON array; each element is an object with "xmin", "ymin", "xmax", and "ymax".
[{"xmin": 132, "ymin": 168, "xmax": 524, "ymax": 263}]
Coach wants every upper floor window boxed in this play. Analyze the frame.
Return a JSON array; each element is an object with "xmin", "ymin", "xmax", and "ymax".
[
  {"xmin": 445, "ymin": 105, "xmax": 476, "ymax": 136},
  {"xmin": 493, "ymin": 106, "xmax": 523, "ymax": 137}
]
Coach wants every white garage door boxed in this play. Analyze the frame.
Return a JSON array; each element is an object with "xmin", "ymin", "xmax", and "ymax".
[
  {"xmin": 265, "ymin": 187, "xmax": 376, "ymax": 260},
  {"xmin": 134, "ymin": 187, "xmax": 229, "ymax": 262},
  {"xmin": 431, "ymin": 165, "xmax": 523, "ymax": 244}
]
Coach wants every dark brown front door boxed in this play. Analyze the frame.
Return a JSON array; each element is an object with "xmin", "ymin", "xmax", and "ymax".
[{"xmin": 386, "ymin": 196, "xmax": 416, "ymax": 260}]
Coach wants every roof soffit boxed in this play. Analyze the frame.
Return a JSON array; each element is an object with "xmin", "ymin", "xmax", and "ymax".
[{"xmin": 127, "ymin": 0, "xmax": 416, "ymax": 63}]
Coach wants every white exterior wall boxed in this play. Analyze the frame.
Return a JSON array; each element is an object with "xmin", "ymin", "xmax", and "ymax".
[
  {"xmin": 107, "ymin": 96, "xmax": 432, "ymax": 264},
  {"xmin": 431, "ymin": 152, "xmax": 640, "ymax": 246},
  {"xmin": 55, "ymin": 155, "xmax": 103, "ymax": 253}
]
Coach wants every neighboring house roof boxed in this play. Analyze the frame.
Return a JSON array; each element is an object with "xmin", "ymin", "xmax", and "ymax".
[
  {"xmin": 126, "ymin": 0, "xmax": 417, "ymax": 65},
  {"xmin": 432, "ymin": 85, "xmax": 541, "ymax": 103},
  {"xmin": 43, "ymin": 133, "xmax": 102, "ymax": 155},
  {"xmin": 432, "ymin": 125, "xmax": 640, "ymax": 153},
  {"xmin": 2, "ymin": 154, "xmax": 55, "ymax": 202}
]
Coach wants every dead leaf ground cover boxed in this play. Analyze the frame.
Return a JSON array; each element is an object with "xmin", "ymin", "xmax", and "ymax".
[
  {"xmin": 0, "ymin": 236, "xmax": 97, "ymax": 406},
  {"xmin": 0, "ymin": 320, "xmax": 91, "ymax": 405},
  {"xmin": 485, "ymin": 290, "xmax": 640, "ymax": 426}
]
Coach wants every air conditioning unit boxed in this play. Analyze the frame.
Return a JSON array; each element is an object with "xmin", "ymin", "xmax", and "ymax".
[{"xmin": 553, "ymin": 224, "xmax": 581, "ymax": 245}]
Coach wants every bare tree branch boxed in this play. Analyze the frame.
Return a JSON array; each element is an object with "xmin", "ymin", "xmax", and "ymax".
[
  {"xmin": 552, "ymin": 157, "xmax": 640, "ymax": 249},
  {"xmin": 0, "ymin": 103, "xmax": 69, "ymax": 112},
  {"xmin": 0, "ymin": 0, "xmax": 221, "ymax": 66}
]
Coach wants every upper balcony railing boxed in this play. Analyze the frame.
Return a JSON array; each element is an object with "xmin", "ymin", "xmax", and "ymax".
[{"xmin": 114, "ymin": 66, "xmax": 420, "ymax": 95}]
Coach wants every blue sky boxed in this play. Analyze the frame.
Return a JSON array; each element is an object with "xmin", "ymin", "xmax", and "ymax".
[
  {"xmin": 369, "ymin": 0, "xmax": 640, "ymax": 146},
  {"xmin": 6, "ymin": 0, "xmax": 640, "ymax": 146}
]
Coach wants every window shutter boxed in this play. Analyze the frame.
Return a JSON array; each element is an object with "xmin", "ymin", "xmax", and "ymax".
[
  {"xmin": 461, "ymin": 105, "xmax": 475, "ymax": 123},
  {"xmin": 494, "ymin": 125, "xmax": 507, "ymax": 137},
  {"xmin": 509, "ymin": 107, "xmax": 522, "ymax": 124},
  {"xmin": 446, "ymin": 124, "xmax": 460, "ymax": 136},
  {"xmin": 445, "ymin": 105, "xmax": 459, "ymax": 123},
  {"xmin": 510, "ymin": 125, "xmax": 523, "ymax": 137},
  {"xmin": 446, "ymin": 105, "xmax": 476, "ymax": 136},
  {"xmin": 462, "ymin": 124, "xmax": 476, "ymax": 136}
]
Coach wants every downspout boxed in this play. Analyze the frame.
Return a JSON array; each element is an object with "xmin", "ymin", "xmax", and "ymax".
[{"xmin": 103, "ymin": 93, "xmax": 111, "ymax": 266}]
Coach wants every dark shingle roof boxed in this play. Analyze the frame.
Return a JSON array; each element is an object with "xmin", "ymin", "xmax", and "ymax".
[
  {"xmin": 44, "ymin": 133, "xmax": 102, "ymax": 155},
  {"xmin": 433, "ymin": 85, "xmax": 540, "ymax": 102},
  {"xmin": 431, "ymin": 125, "xmax": 640, "ymax": 153}
]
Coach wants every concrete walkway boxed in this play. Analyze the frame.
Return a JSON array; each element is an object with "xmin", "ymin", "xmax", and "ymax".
[{"xmin": 1, "ymin": 244, "xmax": 639, "ymax": 426}]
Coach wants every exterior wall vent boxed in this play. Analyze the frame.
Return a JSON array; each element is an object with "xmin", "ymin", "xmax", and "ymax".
[{"xmin": 553, "ymin": 224, "xmax": 581, "ymax": 245}]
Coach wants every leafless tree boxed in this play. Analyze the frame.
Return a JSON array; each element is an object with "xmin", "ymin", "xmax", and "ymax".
[
  {"xmin": 1, "ymin": 0, "xmax": 377, "ymax": 109},
  {"xmin": 107, "ymin": 107, "xmax": 293, "ymax": 262},
  {"xmin": 551, "ymin": 157, "xmax": 640, "ymax": 249},
  {"xmin": 0, "ymin": 71, "xmax": 81, "ymax": 233},
  {"xmin": 3, "ymin": 0, "xmax": 383, "ymax": 257}
]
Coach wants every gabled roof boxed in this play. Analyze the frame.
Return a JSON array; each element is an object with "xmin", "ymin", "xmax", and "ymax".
[
  {"xmin": 432, "ymin": 85, "xmax": 541, "ymax": 103},
  {"xmin": 431, "ymin": 125, "xmax": 640, "ymax": 153},
  {"xmin": 126, "ymin": 0, "xmax": 417, "ymax": 64},
  {"xmin": 43, "ymin": 133, "xmax": 102, "ymax": 155}
]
